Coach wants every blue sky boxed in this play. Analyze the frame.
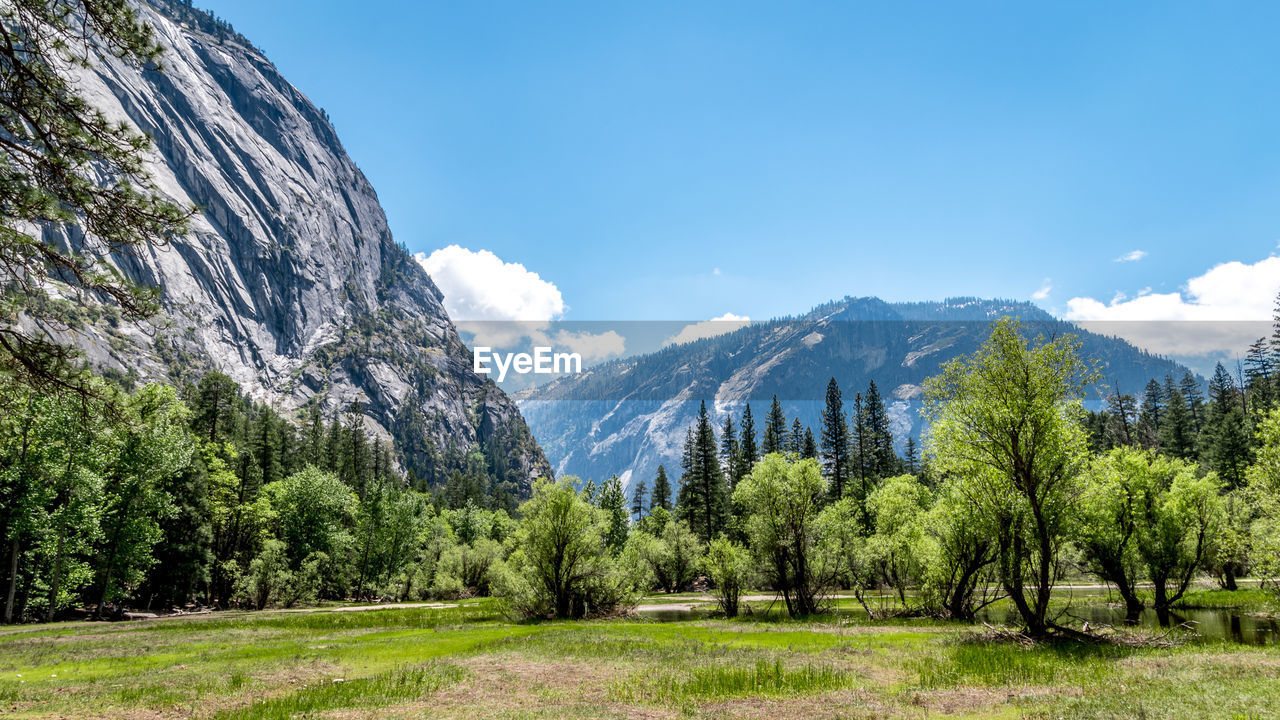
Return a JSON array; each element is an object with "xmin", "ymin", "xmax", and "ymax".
[{"xmin": 201, "ymin": 0, "xmax": 1280, "ymax": 337}]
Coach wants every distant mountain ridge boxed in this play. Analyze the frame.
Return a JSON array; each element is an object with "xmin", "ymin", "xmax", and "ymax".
[
  {"xmin": 30, "ymin": 0, "xmax": 550, "ymax": 491},
  {"xmin": 518, "ymin": 296, "xmax": 1189, "ymax": 490}
]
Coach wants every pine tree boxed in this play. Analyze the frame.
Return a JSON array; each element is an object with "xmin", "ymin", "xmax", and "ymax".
[
  {"xmin": 651, "ymin": 465, "xmax": 672, "ymax": 511},
  {"xmin": 1203, "ymin": 363, "xmax": 1252, "ymax": 487},
  {"xmin": 864, "ymin": 381, "xmax": 896, "ymax": 477},
  {"xmin": 345, "ymin": 401, "xmax": 372, "ymax": 498},
  {"xmin": 802, "ymin": 427, "xmax": 818, "ymax": 460},
  {"xmin": 762, "ymin": 396, "xmax": 786, "ymax": 455},
  {"xmin": 851, "ymin": 391, "xmax": 870, "ymax": 513},
  {"xmin": 737, "ymin": 404, "xmax": 759, "ymax": 477},
  {"xmin": 1158, "ymin": 375, "xmax": 1195, "ymax": 459},
  {"xmin": 631, "ymin": 480, "xmax": 648, "ymax": 522},
  {"xmin": 720, "ymin": 415, "xmax": 741, "ymax": 487},
  {"xmin": 820, "ymin": 378, "xmax": 852, "ymax": 500},
  {"xmin": 676, "ymin": 401, "xmax": 729, "ymax": 541},
  {"xmin": 1245, "ymin": 337, "xmax": 1276, "ymax": 412},
  {"xmin": 1104, "ymin": 389, "xmax": 1139, "ymax": 448},
  {"xmin": 599, "ymin": 475, "xmax": 629, "ymax": 552},
  {"xmin": 0, "ymin": 0, "xmax": 193, "ymax": 394},
  {"xmin": 1136, "ymin": 379, "xmax": 1164, "ymax": 450},
  {"xmin": 1180, "ymin": 372, "xmax": 1205, "ymax": 435},
  {"xmin": 789, "ymin": 417, "xmax": 805, "ymax": 456},
  {"xmin": 903, "ymin": 436, "xmax": 919, "ymax": 475},
  {"xmin": 304, "ymin": 403, "xmax": 325, "ymax": 468}
]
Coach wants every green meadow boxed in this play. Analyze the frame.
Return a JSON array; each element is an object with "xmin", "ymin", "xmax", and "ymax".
[{"xmin": 1, "ymin": 596, "xmax": 1277, "ymax": 720}]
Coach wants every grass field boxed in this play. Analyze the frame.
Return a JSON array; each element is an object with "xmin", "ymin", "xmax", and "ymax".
[{"xmin": 0, "ymin": 595, "xmax": 1277, "ymax": 719}]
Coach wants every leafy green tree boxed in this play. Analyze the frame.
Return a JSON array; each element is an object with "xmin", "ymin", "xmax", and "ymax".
[
  {"xmin": 1211, "ymin": 488, "xmax": 1252, "ymax": 591},
  {"xmin": 1074, "ymin": 448, "xmax": 1155, "ymax": 616},
  {"xmin": 733, "ymin": 454, "xmax": 831, "ymax": 617},
  {"xmin": 497, "ymin": 478, "xmax": 633, "ymax": 619},
  {"xmin": 92, "ymin": 384, "xmax": 196, "ymax": 615},
  {"xmin": 923, "ymin": 318, "xmax": 1093, "ymax": 639},
  {"xmin": 625, "ymin": 519, "xmax": 703, "ymax": 593},
  {"xmin": 1246, "ymin": 408, "xmax": 1280, "ymax": 599},
  {"xmin": 703, "ymin": 537, "xmax": 752, "ymax": 617},
  {"xmin": 263, "ymin": 467, "xmax": 356, "ymax": 572},
  {"xmin": 1135, "ymin": 461, "xmax": 1223, "ymax": 610},
  {"xmin": 146, "ymin": 455, "xmax": 214, "ymax": 609},
  {"xmin": 920, "ymin": 480, "xmax": 1000, "ymax": 620},
  {"xmin": 865, "ymin": 474, "xmax": 930, "ymax": 606}
]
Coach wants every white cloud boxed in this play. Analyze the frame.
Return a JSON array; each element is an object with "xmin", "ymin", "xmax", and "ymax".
[
  {"xmin": 1032, "ymin": 279, "xmax": 1052, "ymax": 301},
  {"xmin": 1065, "ymin": 255, "xmax": 1280, "ymax": 356},
  {"xmin": 416, "ymin": 246, "xmax": 624, "ymax": 361},
  {"xmin": 1114, "ymin": 250, "xmax": 1148, "ymax": 263},
  {"xmin": 713, "ymin": 268, "xmax": 722, "ymax": 276},
  {"xmin": 663, "ymin": 313, "xmax": 751, "ymax": 347},
  {"xmin": 416, "ymin": 245, "xmax": 565, "ymax": 322}
]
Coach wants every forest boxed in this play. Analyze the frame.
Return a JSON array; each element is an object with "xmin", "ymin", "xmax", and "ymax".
[{"xmin": 4, "ymin": 312, "xmax": 1280, "ymax": 644}]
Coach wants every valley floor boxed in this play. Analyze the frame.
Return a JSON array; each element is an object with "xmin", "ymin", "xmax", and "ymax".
[{"xmin": 0, "ymin": 594, "xmax": 1277, "ymax": 720}]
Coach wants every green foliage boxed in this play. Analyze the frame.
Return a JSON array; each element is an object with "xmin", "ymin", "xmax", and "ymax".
[
  {"xmin": 702, "ymin": 537, "xmax": 752, "ymax": 617},
  {"xmin": 1246, "ymin": 408, "xmax": 1280, "ymax": 599},
  {"xmin": 624, "ymin": 519, "xmax": 704, "ymax": 594},
  {"xmin": 676, "ymin": 401, "xmax": 729, "ymax": 541},
  {"xmin": 497, "ymin": 478, "xmax": 635, "ymax": 618},
  {"xmin": 864, "ymin": 474, "xmax": 930, "ymax": 606},
  {"xmin": 0, "ymin": 0, "xmax": 192, "ymax": 393},
  {"xmin": 923, "ymin": 318, "xmax": 1094, "ymax": 637},
  {"xmin": 733, "ymin": 454, "xmax": 833, "ymax": 616}
]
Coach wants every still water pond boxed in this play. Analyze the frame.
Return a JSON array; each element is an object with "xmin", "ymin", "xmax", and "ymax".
[{"xmin": 637, "ymin": 602, "xmax": 1280, "ymax": 646}]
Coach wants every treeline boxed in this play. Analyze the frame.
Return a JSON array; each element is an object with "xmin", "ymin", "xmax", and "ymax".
[
  {"xmin": 482, "ymin": 316, "xmax": 1280, "ymax": 642},
  {"xmin": 1085, "ymin": 361, "xmax": 1262, "ymax": 488},
  {"xmin": 0, "ymin": 371, "xmax": 524, "ymax": 623},
  {"xmin": 635, "ymin": 379, "xmax": 911, "ymax": 543}
]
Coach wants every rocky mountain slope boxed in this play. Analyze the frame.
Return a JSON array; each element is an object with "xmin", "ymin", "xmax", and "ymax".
[
  {"xmin": 518, "ymin": 297, "xmax": 1188, "ymax": 489},
  {"xmin": 36, "ymin": 0, "xmax": 550, "ymax": 490}
]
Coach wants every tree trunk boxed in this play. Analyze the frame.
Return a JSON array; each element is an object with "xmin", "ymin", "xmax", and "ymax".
[
  {"xmin": 1153, "ymin": 577, "xmax": 1169, "ymax": 611},
  {"xmin": 3, "ymin": 536, "xmax": 18, "ymax": 624},
  {"xmin": 46, "ymin": 533, "xmax": 65, "ymax": 623},
  {"xmin": 1222, "ymin": 564, "xmax": 1239, "ymax": 592}
]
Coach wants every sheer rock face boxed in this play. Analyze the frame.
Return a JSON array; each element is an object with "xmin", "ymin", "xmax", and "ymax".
[{"xmin": 41, "ymin": 0, "xmax": 549, "ymax": 491}]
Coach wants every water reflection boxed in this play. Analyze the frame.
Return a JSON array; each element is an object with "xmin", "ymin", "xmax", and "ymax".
[{"xmin": 636, "ymin": 601, "xmax": 1280, "ymax": 646}]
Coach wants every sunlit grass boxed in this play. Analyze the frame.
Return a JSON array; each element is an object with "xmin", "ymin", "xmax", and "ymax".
[
  {"xmin": 913, "ymin": 641, "xmax": 1130, "ymax": 689},
  {"xmin": 0, "ymin": 598, "xmax": 1276, "ymax": 719},
  {"xmin": 212, "ymin": 663, "xmax": 466, "ymax": 720},
  {"xmin": 613, "ymin": 657, "xmax": 855, "ymax": 703}
]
